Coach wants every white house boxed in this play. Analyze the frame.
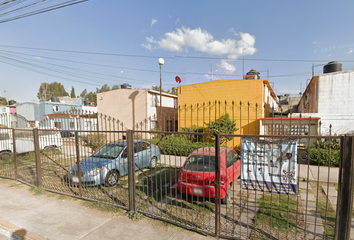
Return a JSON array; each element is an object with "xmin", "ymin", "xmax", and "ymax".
[{"xmin": 297, "ymin": 64, "xmax": 354, "ymax": 135}]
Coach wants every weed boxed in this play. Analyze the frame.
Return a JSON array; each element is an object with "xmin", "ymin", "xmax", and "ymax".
[
  {"xmin": 84, "ymin": 201, "xmax": 122, "ymax": 214},
  {"xmin": 127, "ymin": 211, "xmax": 144, "ymax": 221},
  {"xmin": 29, "ymin": 186, "xmax": 45, "ymax": 195}
]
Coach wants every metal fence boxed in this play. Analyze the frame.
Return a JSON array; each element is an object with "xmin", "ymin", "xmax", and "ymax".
[{"xmin": 0, "ymin": 109, "xmax": 352, "ymax": 240}]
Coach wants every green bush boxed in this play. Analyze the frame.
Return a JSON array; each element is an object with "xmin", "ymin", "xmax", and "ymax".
[
  {"xmin": 308, "ymin": 148, "xmax": 340, "ymax": 167},
  {"xmin": 86, "ymin": 133, "xmax": 107, "ymax": 149},
  {"xmin": 308, "ymin": 139, "xmax": 340, "ymax": 167},
  {"xmin": 158, "ymin": 134, "xmax": 214, "ymax": 156}
]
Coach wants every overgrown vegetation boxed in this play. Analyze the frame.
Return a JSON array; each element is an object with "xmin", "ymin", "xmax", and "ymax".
[
  {"xmin": 308, "ymin": 139, "xmax": 340, "ymax": 167},
  {"xmin": 85, "ymin": 133, "xmax": 107, "ymax": 150},
  {"xmin": 158, "ymin": 134, "xmax": 213, "ymax": 156},
  {"xmin": 254, "ymin": 193, "xmax": 298, "ymax": 234}
]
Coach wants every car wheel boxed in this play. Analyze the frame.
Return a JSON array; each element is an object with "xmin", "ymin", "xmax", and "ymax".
[
  {"xmin": 149, "ymin": 157, "xmax": 157, "ymax": 169},
  {"xmin": 104, "ymin": 170, "xmax": 120, "ymax": 187},
  {"xmin": 221, "ymin": 184, "xmax": 231, "ymax": 205},
  {"xmin": 0, "ymin": 151, "xmax": 11, "ymax": 160},
  {"xmin": 43, "ymin": 146, "xmax": 57, "ymax": 153}
]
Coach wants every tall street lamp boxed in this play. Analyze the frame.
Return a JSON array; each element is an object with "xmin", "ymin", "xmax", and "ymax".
[{"xmin": 158, "ymin": 58, "xmax": 164, "ymax": 131}]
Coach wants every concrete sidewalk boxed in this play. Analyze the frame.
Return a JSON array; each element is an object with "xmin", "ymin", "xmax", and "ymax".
[
  {"xmin": 0, "ymin": 164, "xmax": 340, "ymax": 240},
  {"xmin": 0, "ymin": 179, "xmax": 212, "ymax": 240}
]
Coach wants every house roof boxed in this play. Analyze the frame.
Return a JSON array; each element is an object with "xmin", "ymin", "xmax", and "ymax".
[{"xmin": 147, "ymin": 89, "xmax": 178, "ymax": 98}]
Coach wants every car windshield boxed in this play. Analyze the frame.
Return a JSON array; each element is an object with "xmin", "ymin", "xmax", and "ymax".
[
  {"xmin": 92, "ymin": 144, "xmax": 124, "ymax": 159},
  {"xmin": 184, "ymin": 154, "xmax": 216, "ymax": 172}
]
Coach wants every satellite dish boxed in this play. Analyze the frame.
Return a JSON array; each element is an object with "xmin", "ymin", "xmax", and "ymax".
[{"xmin": 175, "ymin": 76, "xmax": 181, "ymax": 83}]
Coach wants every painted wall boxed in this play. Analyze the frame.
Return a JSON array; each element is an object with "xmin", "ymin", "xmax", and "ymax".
[
  {"xmin": 178, "ymin": 79, "xmax": 279, "ymax": 146},
  {"xmin": 97, "ymin": 89, "xmax": 148, "ymax": 130},
  {"xmin": 16, "ymin": 102, "xmax": 41, "ymax": 121}
]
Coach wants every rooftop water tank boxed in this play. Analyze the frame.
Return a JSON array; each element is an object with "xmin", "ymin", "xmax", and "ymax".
[
  {"xmin": 323, "ymin": 61, "xmax": 342, "ymax": 74},
  {"xmin": 121, "ymin": 83, "xmax": 132, "ymax": 89}
]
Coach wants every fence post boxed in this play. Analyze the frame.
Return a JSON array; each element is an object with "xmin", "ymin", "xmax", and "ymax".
[
  {"xmin": 215, "ymin": 133, "xmax": 220, "ymax": 237},
  {"xmin": 127, "ymin": 130, "xmax": 136, "ymax": 211},
  {"xmin": 335, "ymin": 135, "xmax": 354, "ymax": 240},
  {"xmin": 33, "ymin": 128, "xmax": 42, "ymax": 188},
  {"xmin": 75, "ymin": 133, "xmax": 82, "ymax": 197},
  {"xmin": 12, "ymin": 128, "xmax": 18, "ymax": 179}
]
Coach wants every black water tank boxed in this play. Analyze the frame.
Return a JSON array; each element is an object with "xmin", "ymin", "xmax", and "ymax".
[
  {"xmin": 8, "ymin": 100, "xmax": 16, "ymax": 105},
  {"xmin": 121, "ymin": 83, "xmax": 132, "ymax": 89},
  {"xmin": 323, "ymin": 61, "xmax": 342, "ymax": 74},
  {"xmin": 246, "ymin": 69, "xmax": 260, "ymax": 79}
]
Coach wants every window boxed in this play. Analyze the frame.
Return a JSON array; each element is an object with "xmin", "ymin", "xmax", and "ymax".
[
  {"xmin": 226, "ymin": 151, "xmax": 236, "ymax": 168},
  {"xmin": 265, "ymin": 124, "xmax": 309, "ymax": 136},
  {"xmin": 140, "ymin": 142, "xmax": 151, "ymax": 150},
  {"xmin": 70, "ymin": 122, "xmax": 75, "ymax": 129},
  {"xmin": 53, "ymin": 105, "xmax": 59, "ymax": 112},
  {"xmin": 134, "ymin": 142, "xmax": 143, "ymax": 153}
]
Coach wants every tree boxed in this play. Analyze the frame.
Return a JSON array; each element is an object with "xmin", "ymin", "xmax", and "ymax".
[
  {"xmin": 86, "ymin": 92, "xmax": 96, "ymax": 105},
  {"xmin": 70, "ymin": 86, "xmax": 76, "ymax": 98},
  {"xmin": 112, "ymin": 85, "xmax": 120, "ymax": 90},
  {"xmin": 0, "ymin": 96, "xmax": 7, "ymax": 106},
  {"xmin": 96, "ymin": 84, "xmax": 111, "ymax": 93},
  {"xmin": 204, "ymin": 113, "xmax": 239, "ymax": 145},
  {"xmin": 80, "ymin": 89, "xmax": 87, "ymax": 99},
  {"xmin": 37, "ymin": 82, "xmax": 68, "ymax": 101},
  {"xmin": 80, "ymin": 89, "xmax": 96, "ymax": 105}
]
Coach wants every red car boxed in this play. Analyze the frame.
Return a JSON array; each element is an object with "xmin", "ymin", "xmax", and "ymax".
[{"xmin": 178, "ymin": 147, "xmax": 241, "ymax": 204}]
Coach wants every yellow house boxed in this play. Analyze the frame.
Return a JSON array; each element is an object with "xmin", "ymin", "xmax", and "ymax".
[{"xmin": 177, "ymin": 79, "xmax": 280, "ymax": 146}]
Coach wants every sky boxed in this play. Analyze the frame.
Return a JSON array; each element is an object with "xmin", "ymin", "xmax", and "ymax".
[{"xmin": 0, "ymin": 0, "xmax": 354, "ymax": 103}]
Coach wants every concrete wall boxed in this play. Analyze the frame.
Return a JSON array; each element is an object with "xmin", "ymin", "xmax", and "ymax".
[
  {"xmin": 97, "ymin": 89, "xmax": 148, "ymax": 130},
  {"xmin": 298, "ymin": 70, "xmax": 354, "ymax": 135},
  {"xmin": 317, "ymin": 71, "xmax": 354, "ymax": 114}
]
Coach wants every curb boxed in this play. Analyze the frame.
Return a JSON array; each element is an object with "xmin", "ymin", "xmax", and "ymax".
[{"xmin": 0, "ymin": 218, "xmax": 48, "ymax": 240}]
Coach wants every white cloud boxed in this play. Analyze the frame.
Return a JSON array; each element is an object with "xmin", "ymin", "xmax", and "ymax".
[
  {"xmin": 145, "ymin": 36, "xmax": 156, "ymax": 43},
  {"xmin": 141, "ymin": 43, "xmax": 152, "ymax": 51},
  {"xmin": 145, "ymin": 27, "xmax": 256, "ymax": 59},
  {"xmin": 151, "ymin": 19, "xmax": 157, "ymax": 27},
  {"xmin": 228, "ymin": 28, "xmax": 238, "ymax": 36},
  {"xmin": 175, "ymin": 18, "xmax": 180, "ymax": 24},
  {"xmin": 34, "ymin": 56, "xmax": 42, "ymax": 60},
  {"xmin": 313, "ymin": 41, "xmax": 317, "ymax": 44},
  {"xmin": 142, "ymin": 27, "xmax": 257, "ymax": 74},
  {"xmin": 219, "ymin": 60, "xmax": 236, "ymax": 73},
  {"xmin": 348, "ymin": 48, "xmax": 353, "ymax": 54}
]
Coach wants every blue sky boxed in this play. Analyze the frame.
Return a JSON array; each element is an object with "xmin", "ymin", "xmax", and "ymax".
[{"xmin": 0, "ymin": 0, "xmax": 353, "ymax": 102}]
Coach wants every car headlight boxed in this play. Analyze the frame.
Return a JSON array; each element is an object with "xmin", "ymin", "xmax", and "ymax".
[{"xmin": 87, "ymin": 167, "xmax": 103, "ymax": 176}]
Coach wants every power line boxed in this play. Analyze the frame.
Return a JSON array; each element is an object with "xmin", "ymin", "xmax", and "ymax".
[
  {"xmin": 1, "ymin": 44, "xmax": 354, "ymax": 63},
  {"xmin": 0, "ymin": 0, "xmax": 90, "ymax": 24}
]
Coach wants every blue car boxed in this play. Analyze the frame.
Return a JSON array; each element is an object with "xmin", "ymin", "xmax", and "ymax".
[{"xmin": 67, "ymin": 140, "xmax": 160, "ymax": 187}]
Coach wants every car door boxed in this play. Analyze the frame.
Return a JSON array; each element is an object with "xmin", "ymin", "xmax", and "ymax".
[
  {"xmin": 134, "ymin": 142, "xmax": 144, "ymax": 170},
  {"xmin": 139, "ymin": 141, "xmax": 152, "ymax": 168}
]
